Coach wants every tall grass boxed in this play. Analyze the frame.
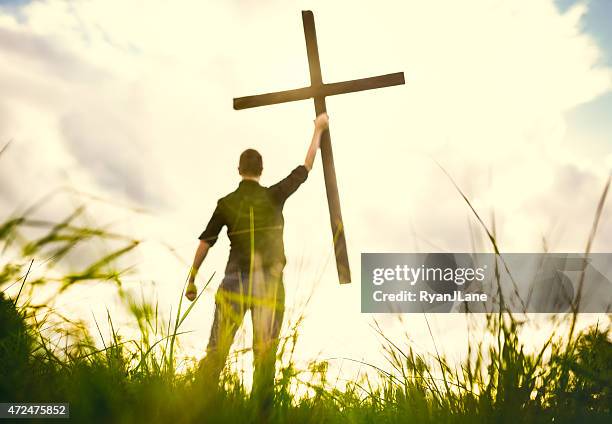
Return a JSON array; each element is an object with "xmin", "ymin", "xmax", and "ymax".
[{"xmin": 1, "ymin": 186, "xmax": 611, "ymax": 423}]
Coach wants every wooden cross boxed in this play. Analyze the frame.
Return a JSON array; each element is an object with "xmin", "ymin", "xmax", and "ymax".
[{"xmin": 233, "ymin": 10, "xmax": 405, "ymax": 284}]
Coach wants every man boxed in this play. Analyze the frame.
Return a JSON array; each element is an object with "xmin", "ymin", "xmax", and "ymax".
[{"xmin": 186, "ymin": 113, "xmax": 329, "ymax": 403}]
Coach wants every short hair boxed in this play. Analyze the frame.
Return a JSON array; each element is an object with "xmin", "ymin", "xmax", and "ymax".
[{"xmin": 238, "ymin": 149, "xmax": 263, "ymax": 176}]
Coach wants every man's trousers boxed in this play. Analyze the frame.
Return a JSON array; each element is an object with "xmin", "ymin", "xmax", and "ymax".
[{"xmin": 198, "ymin": 260, "xmax": 285, "ymax": 403}]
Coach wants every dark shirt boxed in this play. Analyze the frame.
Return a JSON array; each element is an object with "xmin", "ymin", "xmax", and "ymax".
[{"xmin": 199, "ymin": 165, "xmax": 308, "ymax": 276}]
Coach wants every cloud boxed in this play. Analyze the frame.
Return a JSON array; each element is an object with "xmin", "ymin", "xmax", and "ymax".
[
  {"xmin": 59, "ymin": 96, "xmax": 167, "ymax": 208},
  {"xmin": 0, "ymin": 26, "xmax": 105, "ymax": 81}
]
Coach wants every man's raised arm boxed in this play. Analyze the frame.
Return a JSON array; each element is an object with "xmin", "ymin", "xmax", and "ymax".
[
  {"xmin": 304, "ymin": 113, "xmax": 329, "ymax": 171},
  {"xmin": 268, "ymin": 114, "xmax": 329, "ymax": 203}
]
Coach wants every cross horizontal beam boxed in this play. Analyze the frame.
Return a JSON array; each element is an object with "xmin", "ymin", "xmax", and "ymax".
[{"xmin": 233, "ymin": 72, "xmax": 405, "ymax": 110}]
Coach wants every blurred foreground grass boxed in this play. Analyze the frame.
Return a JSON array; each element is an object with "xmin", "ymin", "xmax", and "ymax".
[{"xmin": 0, "ymin": 188, "xmax": 611, "ymax": 423}]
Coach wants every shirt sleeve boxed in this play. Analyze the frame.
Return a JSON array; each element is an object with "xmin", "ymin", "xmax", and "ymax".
[
  {"xmin": 198, "ymin": 201, "xmax": 225, "ymax": 247},
  {"xmin": 268, "ymin": 165, "xmax": 309, "ymax": 204}
]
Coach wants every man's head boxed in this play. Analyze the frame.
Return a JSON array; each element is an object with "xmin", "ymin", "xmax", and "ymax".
[{"xmin": 238, "ymin": 148, "xmax": 263, "ymax": 179}]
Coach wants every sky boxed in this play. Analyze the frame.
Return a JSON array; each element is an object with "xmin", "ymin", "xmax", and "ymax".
[
  {"xmin": 556, "ymin": 0, "xmax": 612, "ymax": 159},
  {"xmin": 0, "ymin": 0, "xmax": 611, "ymax": 382}
]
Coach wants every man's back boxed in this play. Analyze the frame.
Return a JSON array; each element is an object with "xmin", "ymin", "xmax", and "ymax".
[{"xmin": 199, "ymin": 165, "xmax": 308, "ymax": 273}]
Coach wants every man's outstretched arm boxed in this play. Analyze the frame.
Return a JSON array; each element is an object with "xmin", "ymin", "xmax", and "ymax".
[
  {"xmin": 187, "ymin": 201, "xmax": 225, "ymax": 301},
  {"xmin": 186, "ymin": 240, "xmax": 210, "ymax": 301},
  {"xmin": 304, "ymin": 113, "xmax": 329, "ymax": 171}
]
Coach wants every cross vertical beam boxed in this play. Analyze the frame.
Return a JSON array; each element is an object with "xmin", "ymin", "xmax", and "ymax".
[{"xmin": 302, "ymin": 11, "xmax": 351, "ymax": 284}]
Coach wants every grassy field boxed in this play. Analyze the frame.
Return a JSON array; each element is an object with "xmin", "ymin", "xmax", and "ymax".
[{"xmin": 1, "ymin": 179, "xmax": 611, "ymax": 423}]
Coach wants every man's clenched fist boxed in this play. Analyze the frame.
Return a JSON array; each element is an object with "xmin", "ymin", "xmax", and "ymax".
[
  {"xmin": 185, "ymin": 282, "xmax": 197, "ymax": 301},
  {"xmin": 314, "ymin": 113, "xmax": 329, "ymax": 132}
]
